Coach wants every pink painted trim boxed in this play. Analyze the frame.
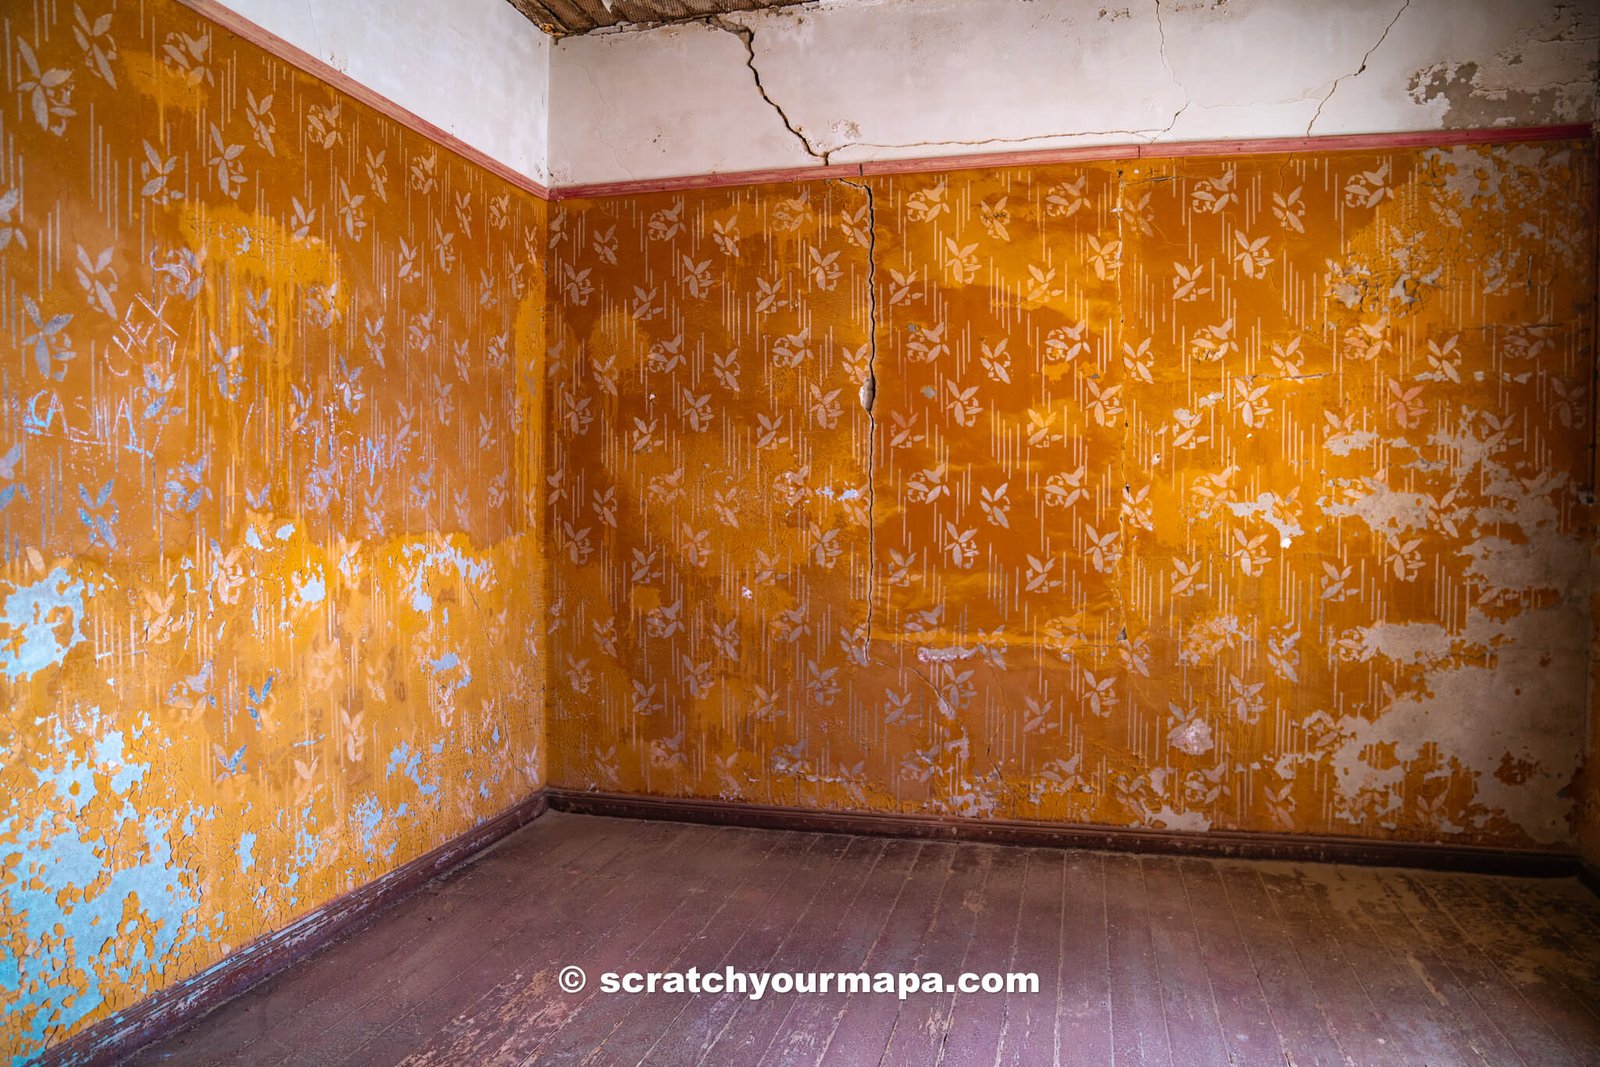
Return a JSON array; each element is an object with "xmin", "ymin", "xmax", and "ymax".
[
  {"xmin": 172, "ymin": 0, "xmax": 553, "ymax": 201},
  {"xmin": 557, "ymin": 124, "xmax": 1595, "ymax": 200},
  {"xmin": 551, "ymin": 162, "xmax": 862, "ymax": 201}
]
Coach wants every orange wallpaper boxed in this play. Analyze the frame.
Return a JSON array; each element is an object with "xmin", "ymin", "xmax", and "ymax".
[
  {"xmin": 548, "ymin": 142, "xmax": 1597, "ymax": 851},
  {"xmin": 0, "ymin": 0, "xmax": 546, "ymax": 1057}
]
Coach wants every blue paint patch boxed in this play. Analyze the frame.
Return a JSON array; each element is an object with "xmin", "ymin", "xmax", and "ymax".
[
  {"xmin": 386, "ymin": 742, "xmax": 418, "ymax": 782},
  {"xmin": 0, "ymin": 809, "xmax": 201, "ymax": 1048},
  {"xmin": 215, "ymin": 743, "xmax": 247, "ymax": 776},
  {"xmin": 293, "ymin": 826, "xmax": 321, "ymax": 871},
  {"xmin": 351, "ymin": 795, "xmax": 384, "ymax": 856},
  {"xmin": 0, "ymin": 567, "xmax": 89, "ymax": 679},
  {"xmin": 425, "ymin": 650, "xmax": 471, "ymax": 692},
  {"xmin": 295, "ymin": 572, "xmax": 326, "ymax": 605},
  {"xmin": 33, "ymin": 752, "xmax": 97, "ymax": 813},
  {"xmin": 92, "ymin": 730, "xmax": 123, "ymax": 765},
  {"xmin": 238, "ymin": 831, "xmax": 257, "ymax": 872},
  {"xmin": 399, "ymin": 541, "xmax": 491, "ymax": 616},
  {"xmin": 93, "ymin": 730, "xmax": 148, "ymax": 794},
  {"xmin": 386, "ymin": 743, "xmax": 441, "ymax": 799}
]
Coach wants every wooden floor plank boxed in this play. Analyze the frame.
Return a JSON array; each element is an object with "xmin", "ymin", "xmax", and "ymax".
[
  {"xmin": 1137, "ymin": 856, "xmax": 1229, "ymax": 1067},
  {"xmin": 130, "ymin": 815, "xmax": 1600, "ymax": 1067},
  {"xmin": 129, "ymin": 811, "xmax": 611, "ymax": 1066},
  {"xmin": 536, "ymin": 831, "xmax": 839, "ymax": 1066},
  {"xmin": 1385, "ymin": 871, "xmax": 1575, "ymax": 1067},
  {"xmin": 642, "ymin": 831, "xmax": 861, "ymax": 1066},
  {"xmin": 1336, "ymin": 863, "xmax": 1521, "ymax": 1065},
  {"xmin": 1468, "ymin": 875, "xmax": 1600, "ymax": 1019},
  {"xmin": 562, "ymin": 833, "xmax": 865, "ymax": 1067},
  {"xmin": 1295, "ymin": 863, "xmax": 1495, "ymax": 1066},
  {"xmin": 1216, "ymin": 862, "xmax": 1348, "ymax": 1067},
  {"xmin": 1173, "ymin": 857, "xmax": 1286, "ymax": 1067},
  {"xmin": 994, "ymin": 848, "xmax": 1070, "ymax": 1067},
  {"xmin": 310, "ymin": 819, "xmax": 706, "ymax": 1064},
  {"xmin": 761, "ymin": 839, "xmax": 925, "ymax": 1067},
  {"xmin": 1407, "ymin": 872, "xmax": 1600, "ymax": 1065},
  {"xmin": 813, "ymin": 842, "xmax": 959, "ymax": 1066},
  {"xmin": 877, "ymin": 843, "xmax": 996, "ymax": 1064},
  {"xmin": 1103, "ymin": 853, "xmax": 1173, "ymax": 1067},
  {"xmin": 1256, "ymin": 864, "xmax": 1397, "ymax": 1063},
  {"xmin": 933, "ymin": 843, "xmax": 1029, "ymax": 1066},
  {"xmin": 686, "ymin": 838, "xmax": 890, "ymax": 1067}
]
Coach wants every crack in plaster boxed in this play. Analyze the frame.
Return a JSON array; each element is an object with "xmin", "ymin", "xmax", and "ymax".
[
  {"xmin": 1150, "ymin": 0, "xmax": 1192, "ymax": 139},
  {"xmin": 827, "ymin": 0, "xmax": 1189, "ymax": 157},
  {"xmin": 1306, "ymin": 0, "xmax": 1414, "ymax": 136},
  {"xmin": 708, "ymin": 15, "xmax": 831, "ymax": 165},
  {"xmin": 580, "ymin": 64, "xmax": 635, "ymax": 179},
  {"xmin": 832, "ymin": 119, "xmax": 1190, "ymax": 155}
]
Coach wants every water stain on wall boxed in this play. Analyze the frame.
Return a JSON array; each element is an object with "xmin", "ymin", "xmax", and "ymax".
[
  {"xmin": 0, "ymin": 1, "xmax": 547, "ymax": 1056},
  {"xmin": 547, "ymin": 141, "xmax": 1596, "ymax": 850}
]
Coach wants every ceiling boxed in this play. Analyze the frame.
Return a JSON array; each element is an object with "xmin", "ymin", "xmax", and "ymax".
[{"xmin": 506, "ymin": 0, "xmax": 810, "ymax": 37}]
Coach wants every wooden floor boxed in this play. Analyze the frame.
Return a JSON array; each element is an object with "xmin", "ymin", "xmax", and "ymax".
[{"xmin": 133, "ymin": 812, "xmax": 1600, "ymax": 1066}]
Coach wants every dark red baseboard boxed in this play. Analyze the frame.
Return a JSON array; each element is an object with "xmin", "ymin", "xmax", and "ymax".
[
  {"xmin": 34, "ymin": 790, "xmax": 549, "ymax": 1067},
  {"xmin": 546, "ymin": 789, "xmax": 1581, "ymax": 879}
]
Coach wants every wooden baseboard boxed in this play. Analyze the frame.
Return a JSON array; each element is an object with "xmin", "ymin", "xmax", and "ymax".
[
  {"xmin": 35, "ymin": 789, "xmax": 549, "ymax": 1067},
  {"xmin": 546, "ymin": 789, "xmax": 1580, "ymax": 878},
  {"xmin": 1581, "ymin": 861, "xmax": 1600, "ymax": 899}
]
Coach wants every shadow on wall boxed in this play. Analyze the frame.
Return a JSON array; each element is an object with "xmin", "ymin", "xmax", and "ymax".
[
  {"xmin": 0, "ymin": 0, "xmax": 547, "ymax": 1057},
  {"xmin": 546, "ymin": 142, "xmax": 1597, "ymax": 851}
]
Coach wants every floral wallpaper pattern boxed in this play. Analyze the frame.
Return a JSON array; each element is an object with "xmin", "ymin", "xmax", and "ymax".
[
  {"xmin": 547, "ymin": 142, "xmax": 1595, "ymax": 851},
  {"xmin": 0, "ymin": 0, "xmax": 546, "ymax": 1057}
]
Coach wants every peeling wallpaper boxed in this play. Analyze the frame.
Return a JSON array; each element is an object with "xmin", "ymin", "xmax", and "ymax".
[
  {"xmin": 0, "ymin": 0, "xmax": 546, "ymax": 1058},
  {"xmin": 547, "ymin": 141, "xmax": 1597, "ymax": 850}
]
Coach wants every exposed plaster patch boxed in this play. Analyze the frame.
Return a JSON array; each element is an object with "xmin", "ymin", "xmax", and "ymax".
[
  {"xmin": 1463, "ymin": 529, "xmax": 1587, "ymax": 600},
  {"xmin": 1409, "ymin": 59, "xmax": 1594, "ymax": 126},
  {"xmin": 1322, "ymin": 482, "xmax": 1431, "ymax": 533},
  {"xmin": 1168, "ymin": 718, "xmax": 1214, "ymax": 756},
  {"xmin": 1328, "ymin": 656, "xmax": 1583, "ymax": 844},
  {"xmin": 1224, "ymin": 491, "xmax": 1304, "ymax": 547}
]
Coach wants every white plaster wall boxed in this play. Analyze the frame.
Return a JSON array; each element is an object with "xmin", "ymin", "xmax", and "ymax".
[
  {"xmin": 549, "ymin": 0, "xmax": 1599, "ymax": 186},
  {"xmin": 216, "ymin": 0, "xmax": 552, "ymax": 185}
]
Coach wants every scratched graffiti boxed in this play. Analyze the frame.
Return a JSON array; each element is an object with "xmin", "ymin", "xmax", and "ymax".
[
  {"xmin": 0, "ymin": 1, "xmax": 546, "ymax": 1057},
  {"xmin": 546, "ymin": 145, "xmax": 1596, "ymax": 850}
]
